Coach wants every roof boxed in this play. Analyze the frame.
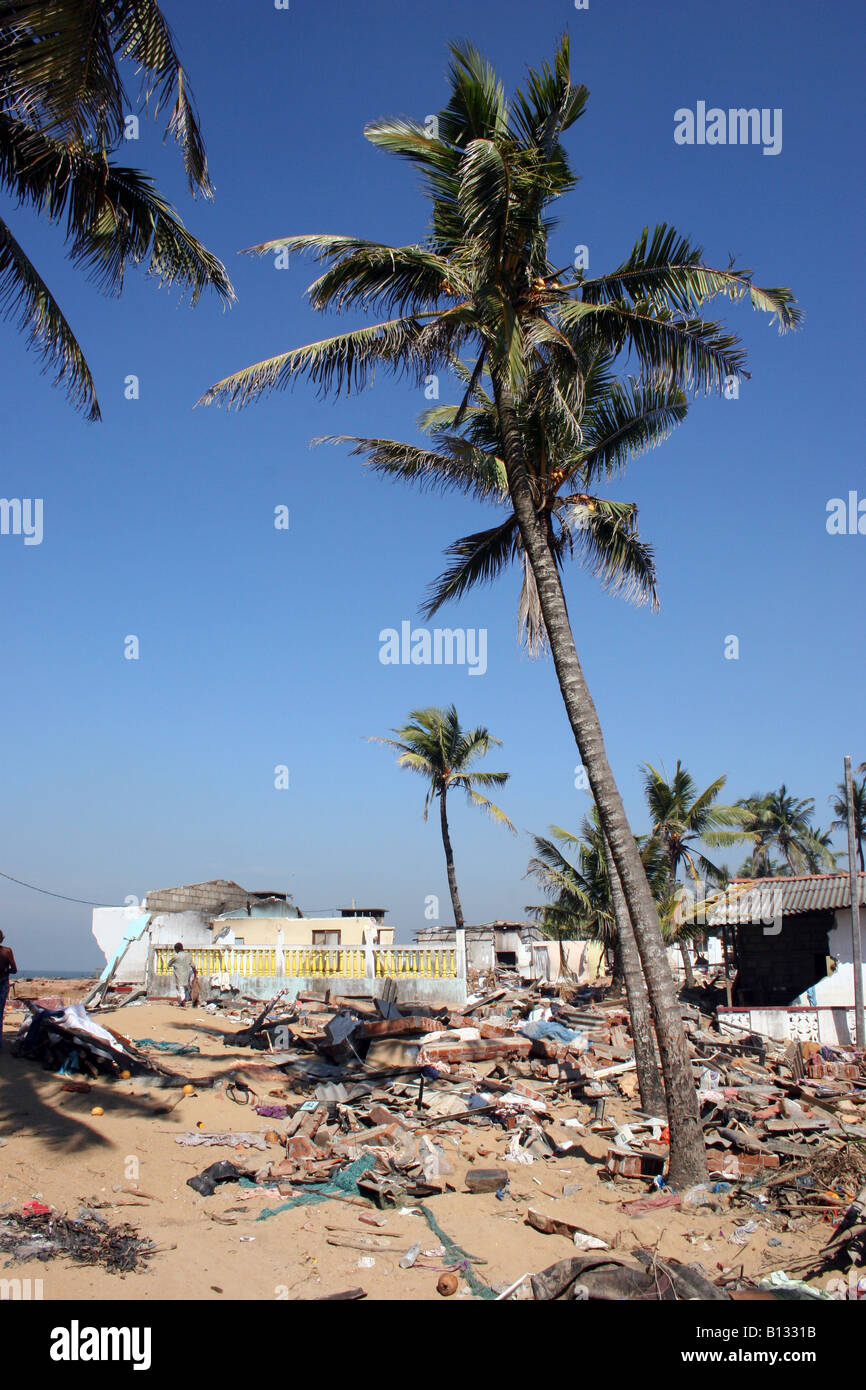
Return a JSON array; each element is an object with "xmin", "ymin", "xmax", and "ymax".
[{"xmin": 702, "ymin": 872, "xmax": 866, "ymax": 926}]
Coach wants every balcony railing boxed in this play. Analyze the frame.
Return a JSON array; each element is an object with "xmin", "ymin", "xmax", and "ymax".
[{"xmin": 152, "ymin": 944, "xmax": 459, "ymax": 981}]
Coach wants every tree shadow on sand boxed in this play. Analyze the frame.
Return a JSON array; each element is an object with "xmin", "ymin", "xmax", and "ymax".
[{"xmin": 0, "ymin": 1052, "xmax": 190, "ymax": 1156}]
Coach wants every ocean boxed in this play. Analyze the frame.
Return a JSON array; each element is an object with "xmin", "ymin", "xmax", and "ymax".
[{"xmin": 15, "ymin": 968, "xmax": 100, "ymax": 979}]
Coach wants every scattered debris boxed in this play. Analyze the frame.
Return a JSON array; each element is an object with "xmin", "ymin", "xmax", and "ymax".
[{"xmin": 0, "ymin": 1208, "xmax": 158, "ymax": 1274}]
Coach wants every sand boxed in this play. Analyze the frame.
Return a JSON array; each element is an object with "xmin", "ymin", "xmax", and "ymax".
[{"xmin": 0, "ymin": 985, "xmax": 834, "ymax": 1302}]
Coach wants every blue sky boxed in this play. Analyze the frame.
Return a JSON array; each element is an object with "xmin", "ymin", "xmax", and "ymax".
[{"xmin": 1, "ymin": 0, "xmax": 863, "ymax": 969}]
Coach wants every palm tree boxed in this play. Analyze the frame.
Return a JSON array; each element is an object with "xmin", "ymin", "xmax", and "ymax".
[
  {"xmin": 201, "ymin": 38, "xmax": 799, "ymax": 1186},
  {"xmin": 371, "ymin": 705, "xmax": 515, "ymax": 928},
  {"xmin": 738, "ymin": 787, "xmax": 838, "ymax": 876},
  {"xmin": 526, "ymin": 810, "xmax": 665, "ymax": 1114},
  {"xmin": 642, "ymin": 762, "xmax": 749, "ymax": 986},
  {"xmin": 323, "ymin": 348, "xmax": 682, "ymax": 653},
  {"xmin": 830, "ymin": 776, "xmax": 866, "ymax": 872},
  {"xmin": 0, "ymin": 0, "xmax": 233, "ymax": 419}
]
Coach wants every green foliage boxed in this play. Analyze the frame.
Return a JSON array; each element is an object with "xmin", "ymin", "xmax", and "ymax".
[
  {"xmin": 370, "ymin": 704, "xmax": 515, "ymax": 831},
  {"xmin": 829, "ymin": 775, "xmax": 866, "ymax": 872},
  {"xmin": 202, "ymin": 35, "xmax": 798, "ymax": 417},
  {"xmin": 737, "ymin": 786, "xmax": 838, "ymax": 876},
  {"xmin": 0, "ymin": 0, "xmax": 232, "ymax": 418}
]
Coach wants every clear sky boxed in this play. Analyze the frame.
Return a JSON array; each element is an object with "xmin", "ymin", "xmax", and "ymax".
[{"xmin": 1, "ymin": 0, "xmax": 863, "ymax": 969}]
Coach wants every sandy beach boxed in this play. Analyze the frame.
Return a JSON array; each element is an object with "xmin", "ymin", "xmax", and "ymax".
[{"xmin": 0, "ymin": 981, "xmax": 838, "ymax": 1303}]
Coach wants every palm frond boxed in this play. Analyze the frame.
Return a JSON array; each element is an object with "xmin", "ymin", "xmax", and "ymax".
[
  {"xmin": 111, "ymin": 0, "xmax": 213, "ymax": 196},
  {"xmin": 579, "ymin": 378, "xmax": 688, "ymax": 481},
  {"xmin": 316, "ymin": 433, "xmax": 505, "ymax": 503},
  {"xmin": 580, "ymin": 225, "xmax": 801, "ymax": 332},
  {"xmin": 198, "ymin": 313, "xmax": 454, "ymax": 408},
  {"xmin": 457, "ymin": 137, "xmax": 510, "ymax": 245},
  {"xmin": 559, "ymin": 298, "xmax": 748, "ymax": 395},
  {"xmin": 421, "ymin": 516, "xmax": 520, "ymax": 617},
  {"xmin": 0, "ymin": 211, "xmax": 99, "ymax": 419},
  {"xmin": 0, "ymin": 0, "xmax": 122, "ymax": 146},
  {"xmin": 464, "ymin": 787, "xmax": 516, "ymax": 833},
  {"xmin": 0, "ymin": 0, "xmax": 212, "ymax": 196},
  {"xmin": 560, "ymin": 495, "xmax": 658, "ymax": 609},
  {"xmin": 0, "ymin": 117, "xmax": 233, "ymax": 303}
]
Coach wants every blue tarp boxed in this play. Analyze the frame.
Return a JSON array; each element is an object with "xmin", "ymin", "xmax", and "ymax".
[{"xmin": 520, "ymin": 1019, "xmax": 586, "ymax": 1045}]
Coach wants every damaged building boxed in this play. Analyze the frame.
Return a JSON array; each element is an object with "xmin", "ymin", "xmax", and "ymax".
[
  {"xmin": 701, "ymin": 871, "xmax": 866, "ymax": 1045},
  {"xmin": 90, "ymin": 882, "xmax": 460, "ymax": 1004}
]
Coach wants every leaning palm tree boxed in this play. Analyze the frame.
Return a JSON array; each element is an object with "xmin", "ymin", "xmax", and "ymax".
[
  {"xmin": 642, "ymin": 762, "xmax": 749, "ymax": 986},
  {"xmin": 201, "ymin": 37, "xmax": 799, "ymax": 1185},
  {"xmin": 738, "ymin": 786, "xmax": 837, "ymax": 876},
  {"xmin": 371, "ymin": 705, "xmax": 514, "ymax": 928},
  {"xmin": 0, "ymin": 0, "xmax": 233, "ymax": 419},
  {"xmin": 527, "ymin": 810, "xmax": 666, "ymax": 1114},
  {"xmin": 830, "ymin": 776, "xmax": 866, "ymax": 872}
]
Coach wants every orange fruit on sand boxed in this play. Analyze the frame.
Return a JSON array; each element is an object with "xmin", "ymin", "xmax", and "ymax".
[
  {"xmin": 182, "ymin": 1084, "xmax": 195, "ymax": 1095},
  {"xmin": 90, "ymin": 1106, "xmax": 104, "ymax": 1117},
  {"xmin": 120, "ymin": 1070, "xmax": 131, "ymax": 1080}
]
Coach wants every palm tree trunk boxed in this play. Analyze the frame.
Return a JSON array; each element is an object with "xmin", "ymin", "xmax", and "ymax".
[
  {"xmin": 602, "ymin": 831, "xmax": 667, "ymax": 1116},
  {"xmin": 609, "ymin": 938, "xmax": 624, "ymax": 991},
  {"xmin": 679, "ymin": 941, "xmax": 696, "ymax": 988},
  {"xmin": 439, "ymin": 786, "xmax": 465, "ymax": 929},
  {"xmin": 493, "ymin": 381, "xmax": 706, "ymax": 1186}
]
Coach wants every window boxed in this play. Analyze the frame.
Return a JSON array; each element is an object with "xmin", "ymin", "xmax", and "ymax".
[{"xmin": 313, "ymin": 930, "xmax": 340, "ymax": 947}]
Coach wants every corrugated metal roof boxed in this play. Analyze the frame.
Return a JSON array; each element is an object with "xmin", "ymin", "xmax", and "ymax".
[{"xmin": 704, "ymin": 872, "xmax": 866, "ymax": 926}]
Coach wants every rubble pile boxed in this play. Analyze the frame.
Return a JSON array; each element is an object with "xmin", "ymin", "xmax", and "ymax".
[
  {"xmin": 177, "ymin": 982, "xmax": 865, "ymax": 1299},
  {"xmin": 11, "ymin": 1000, "xmax": 164, "ymax": 1079}
]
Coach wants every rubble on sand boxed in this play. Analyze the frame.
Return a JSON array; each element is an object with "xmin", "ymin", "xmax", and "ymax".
[
  {"xmin": 10, "ymin": 1001, "xmax": 168, "ymax": 1080},
  {"xmin": 0, "ymin": 1208, "xmax": 158, "ymax": 1275},
  {"xmin": 190, "ymin": 978, "xmax": 865, "ymax": 1299}
]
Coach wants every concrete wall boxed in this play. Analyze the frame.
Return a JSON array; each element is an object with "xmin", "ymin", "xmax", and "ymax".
[
  {"xmin": 718, "ymin": 1004, "xmax": 857, "ymax": 1046},
  {"xmin": 534, "ymin": 939, "xmax": 603, "ymax": 982},
  {"xmin": 808, "ymin": 908, "xmax": 866, "ymax": 1008},
  {"xmin": 147, "ymin": 971, "xmax": 466, "ymax": 1006},
  {"xmin": 213, "ymin": 917, "xmax": 393, "ymax": 947},
  {"xmin": 92, "ymin": 907, "xmax": 151, "ymax": 982},
  {"xmin": 92, "ymin": 908, "xmax": 216, "ymax": 982}
]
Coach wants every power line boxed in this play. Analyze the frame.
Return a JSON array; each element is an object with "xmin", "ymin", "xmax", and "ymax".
[{"xmin": 0, "ymin": 869, "xmax": 111, "ymax": 908}]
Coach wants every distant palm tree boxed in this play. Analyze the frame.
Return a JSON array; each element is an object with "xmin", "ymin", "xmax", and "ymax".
[
  {"xmin": 526, "ymin": 818, "xmax": 614, "ymax": 950},
  {"xmin": 0, "ymin": 0, "xmax": 233, "ymax": 418},
  {"xmin": 738, "ymin": 786, "xmax": 837, "ymax": 876},
  {"xmin": 642, "ymin": 761, "xmax": 748, "ymax": 986},
  {"xmin": 371, "ymin": 705, "xmax": 514, "ymax": 928},
  {"xmin": 830, "ymin": 776, "xmax": 865, "ymax": 872}
]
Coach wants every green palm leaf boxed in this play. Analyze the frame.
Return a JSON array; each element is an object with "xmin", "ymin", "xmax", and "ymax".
[{"xmin": 0, "ymin": 212, "xmax": 98, "ymax": 419}]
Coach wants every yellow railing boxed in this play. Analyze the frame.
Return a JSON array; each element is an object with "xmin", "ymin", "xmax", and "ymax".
[
  {"xmin": 374, "ymin": 948, "xmax": 457, "ymax": 979},
  {"xmin": 152, "ymin": 945, "xmax": 457, "ymax": 980}
]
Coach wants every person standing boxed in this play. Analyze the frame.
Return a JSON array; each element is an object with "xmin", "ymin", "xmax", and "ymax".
[
  {"xmin": 168, "ymin": 941, "xmax": 195, "ymax": 1008},
  {"xmin": 0, "ymin": 930, "xmax": 18, "ymax": 1050}
]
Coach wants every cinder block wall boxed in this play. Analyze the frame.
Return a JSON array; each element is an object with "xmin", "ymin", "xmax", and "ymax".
[{"xmin": 144, "ymin": 880, "xmax": 251, "ymax": 917}]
